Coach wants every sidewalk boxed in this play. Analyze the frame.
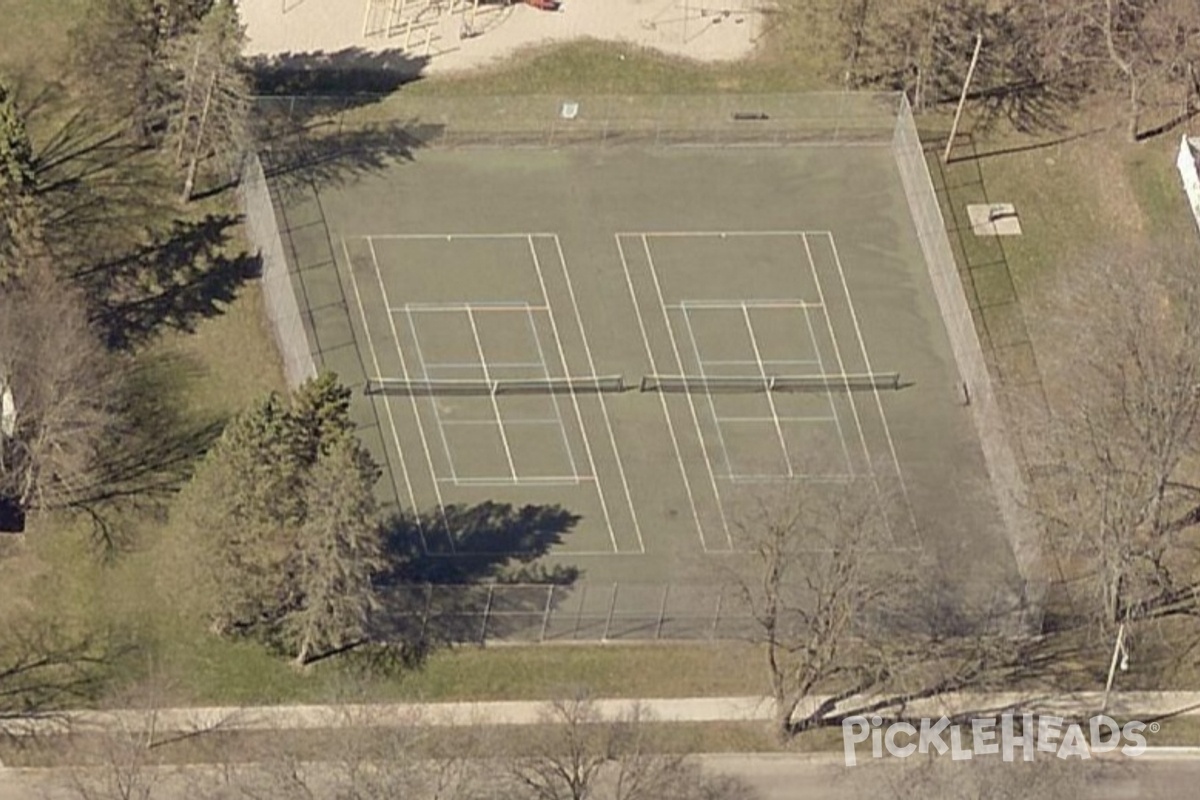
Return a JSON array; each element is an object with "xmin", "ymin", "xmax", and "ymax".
[{"xmin": 5, "ymin": 691, "xmax": 1200, "ymax": 736}]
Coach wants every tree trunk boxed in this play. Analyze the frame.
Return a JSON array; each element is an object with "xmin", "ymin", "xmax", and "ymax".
[
  {"xmin": 1126, "ymin": 70, "xmax": 1140, "ymax": 143},
  {"xmin": 175, "ymin": 41, "xmax": 203, "ymax": 165},
  {"xmin": 182, "ymin": 69, "xmax": 217, "ymax": 203}
]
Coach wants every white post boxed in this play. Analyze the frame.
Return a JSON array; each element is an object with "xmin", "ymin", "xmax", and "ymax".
[
  {"xmin": 1101, "ymin": 622, "xmax": 1127, "ymax": 713},
  {"xmin": 944, "ymin": 32, "xmax": 983, "ymax": 163}
]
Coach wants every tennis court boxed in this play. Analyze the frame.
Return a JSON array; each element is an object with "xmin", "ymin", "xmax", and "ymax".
[{"xmin": 263, "ymin": 96, "xmax": 1027, "ymax": 631}]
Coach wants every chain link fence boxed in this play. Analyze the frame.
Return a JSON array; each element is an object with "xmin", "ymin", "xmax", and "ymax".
[
  {"xmin": 240, "ymin": 91, "xmax": 1042, "ymax": 638},
  {"xmin": 238, "ymin": 152, "xmax": 318, "ymax": 388},
  {"xmin": 891, "ymin": 95, "xmax": 1044, "ymax": 631},
  {"xmin": 375, "ymin": 583, "xmax": 756, "ymax": 644},
  {"xmin": 254, "ymin": 92, "xmax": 903, "ymax": 147}
]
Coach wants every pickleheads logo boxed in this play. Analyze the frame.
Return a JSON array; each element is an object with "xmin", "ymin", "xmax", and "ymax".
[{"xmin": 841, "ymin": 714, "xmax": 1154, "ymax": 766}]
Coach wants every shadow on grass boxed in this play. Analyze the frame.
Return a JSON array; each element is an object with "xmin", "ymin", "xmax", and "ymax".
[
  {"xmin": 69, "ymin": 351, "xmax": 226, "ymax": 556},
  {"xmin": 0, "ymin": 618, "xmax": 133, "ymax": 726},
  {"xmin": 369, "ymin": 502, "xmax": 582, "ymax": 651},
  {"xmin": 73, "ymin": 214, "xmax": 261, "ymax": 351}
]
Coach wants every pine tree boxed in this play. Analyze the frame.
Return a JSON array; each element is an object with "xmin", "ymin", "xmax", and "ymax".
[
  {"xmin": 183, "ymin": 373, "xmax": 385, "ymax": 661},
  {"xmin": 285, "ymin": 437, "xmax": 385, "ymax": 666},
  {"xmin": 185, "ymin": 392, "xmax": 305, "ymax": 636}
]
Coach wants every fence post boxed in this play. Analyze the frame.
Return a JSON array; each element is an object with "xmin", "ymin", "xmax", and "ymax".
[
  {"xmin": 539, "ymin": 585, "xmax": 555, "ymax": 642},
  {"xmin": 573, "ymin": 584, "xmax": 587, "ymax": 641},
  {"xmin": 655, "ymin": 584, "xmax": 670, "ymax": 640},
  {"xmin": 602, "ymin": 583, "xmax": 619, "ymax": 642},
  {"xmin": 420, "ymin": 583, "xmax": 433, "ymax": 642},
  {"xmin": 711, "ymin": 588, "xmax": 724, "ymax": 640},
  {"xmin": 479, "ymin": 584, "xmax": 496, "ymax": 645}
]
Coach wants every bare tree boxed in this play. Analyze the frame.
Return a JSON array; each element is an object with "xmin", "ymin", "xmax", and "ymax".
[
  {"xmin": 1031, "ymin": 239, "xmax": 1200, "ymax": 630},
  {"xmin": 1093, "ymin": 0, "xmax": 1200, "ymax": 140},
  {"xmin": 165, "ymin": 0, "xmax": 251, "ymax": 201},
  {"xmin": 857, "ymin": 749, "xmax": 1128, "ymax": 799},
  {"xmin": 726, "ymin": 477, "xmax": 896, "ymax": 741},
  {"xmin": 508, "ymin": 691, "xmax": 757, "ymax": 800},
  {"xmin": 0, "ymin": 260, "xmax": 123, "ymax": 515}
]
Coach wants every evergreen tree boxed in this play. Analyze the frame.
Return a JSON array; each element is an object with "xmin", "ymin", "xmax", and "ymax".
[
  {"xmin": 285, "ymin": 437, "xmax": 384, "ymax": 665},
  {"xmin": 183, "ymin": 373, "xmax": 385, "ymax": 662}
]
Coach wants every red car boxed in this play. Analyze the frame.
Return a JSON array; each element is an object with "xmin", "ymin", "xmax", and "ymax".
[{"xmin": 525, "ymin": 0, "xmax": 561, "ymax": 9}]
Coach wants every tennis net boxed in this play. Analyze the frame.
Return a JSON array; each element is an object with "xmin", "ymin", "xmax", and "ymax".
[
  {"xmin": 639, "ymin": 373, "xmax": 903, "ymax": 393},
  {"xmin": 364, "ymin": 375, "xmax": 628, "ymax": 396}
]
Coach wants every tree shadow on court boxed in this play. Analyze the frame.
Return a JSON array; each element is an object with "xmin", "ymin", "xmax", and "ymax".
[
  {"xmin": 73, "ymin": 214, "xmax": 262, "ymax": 351},
  {"xmin": 241, "ymin": 48, "xmax": 439, "ymax": 195},
  {"xmin": 371, "ymin": 502, "xmax": 583, "ymax": 649}
]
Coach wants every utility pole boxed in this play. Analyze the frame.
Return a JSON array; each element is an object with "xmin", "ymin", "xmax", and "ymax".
[
  {"xmin": 1101, "ymin": 622, "xmax": 1129, "ymax": 713},
  {"xmin": 944, "ymin": 32, "xmax": 983, "ymax": 163}
]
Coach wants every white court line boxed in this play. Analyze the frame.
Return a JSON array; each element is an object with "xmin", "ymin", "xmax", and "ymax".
[
  {"xmin": 422, "ymin": 361, "xmax": 546, "ymax": 370},
  {"xmin": 442, "ymin": 418, "xmax": 562, "ymax": 427},
  {"xmin": 762, "ymin": 359, "xmax": 824, "ymax": 366},
  {"xmin": 466, "ymin": 306, "xmax": 518, "ymax": 481},
  {"xmin": 367, "ymin": 238, "xmax": 454, "ymax": 552},
  {"xmin": 440, "ymin": 477, "xmax": 592, "ymax": 487},
  {"xmin": 341, "ymin": 238, "xmax": 427, "ymax": 554},
  {"xmin": 801, "ymin": 236, "xmax": 859, "ymax": 482},
  {"xmin": 622, "ymin": 230, "xmax": 833, "ymax": 238},
  {"xmin": 551, "ymin": 235, "xmax": 644, "ymax": 554},
  {"xmin": 699, "ymin": 358, "xmax": 824, "ymax": 368},
  {"xmin": 522, "ymin": 305, "xmax": 582, "ymax": 481},
  {"xmin": 363, "ymin": 233, "xmax": 558, "ymax": 240},
  {"xmin": 802, "ymin": 304, "xmax": 855, "ymax": 476},
  {"xmin": 404, "ymin": 309, "xmax": 464, "ymax": 484},
  {"xmin": 716, "ymin": 416, "xmax": 838, "ymax": 424},
  {"xmin": 616, "ymin": 234, "xmax": 704, "ymax": 551},
  {"xmin": 402, "ymin": 303, "xmax": 550, "ymax": 313},
  {"xmin": 679, "ymin": 306, "xmax": 735, "ymax": 479},
  {"xmin": 826, "ymin": 233, "xmax": 919, "ymax": 541},
  {"xmin": 642, "ymin": 234, "xmax": 733, "ymax": 551},
  {"xmin": 729, "ymin": 474, "xmax": 855, "ymax": 484},
  {"xmin": 671, "ymin": 300, "xmax": 823, "ymax": 310},
  {"xmin": 742, "ymin": 302, "xmax": 794, "ymax": 478},
  {"xmin": 527, "ymin": 236, "xmax": 620, "ymax": 555}
]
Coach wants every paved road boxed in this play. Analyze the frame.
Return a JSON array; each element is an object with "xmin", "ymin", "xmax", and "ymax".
[
  {"xmin": 10, "ymin": 691, "xmax": 1200, "ymax": 736},
  {"xmin": 2, "ymin": 754, "xmax": 1199, "ymax": 799}
]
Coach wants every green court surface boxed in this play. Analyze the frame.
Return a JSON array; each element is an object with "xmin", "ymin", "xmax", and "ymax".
[{"xmin": 270, "ymin": 142, "xmax": 1023, "ymax": 638}]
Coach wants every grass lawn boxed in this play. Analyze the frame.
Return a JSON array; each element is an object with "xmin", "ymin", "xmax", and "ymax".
[{"xmin": 2, "ymin": 0, "xmax": 1200, "ymax": 717}]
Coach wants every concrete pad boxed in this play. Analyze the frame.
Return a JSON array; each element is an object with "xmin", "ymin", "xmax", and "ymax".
[{"xmin": 968, "ymin": 203, "xmax": 1022, "ymax": 236}]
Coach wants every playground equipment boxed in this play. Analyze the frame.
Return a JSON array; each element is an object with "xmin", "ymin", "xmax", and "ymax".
[
  {"xmin": 639, "ymin": 0, "xmax": 754, "ymax": 45},
  {"xmin": 362, "ymin": 0, "xmax": 558, "ymax": 55}
]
